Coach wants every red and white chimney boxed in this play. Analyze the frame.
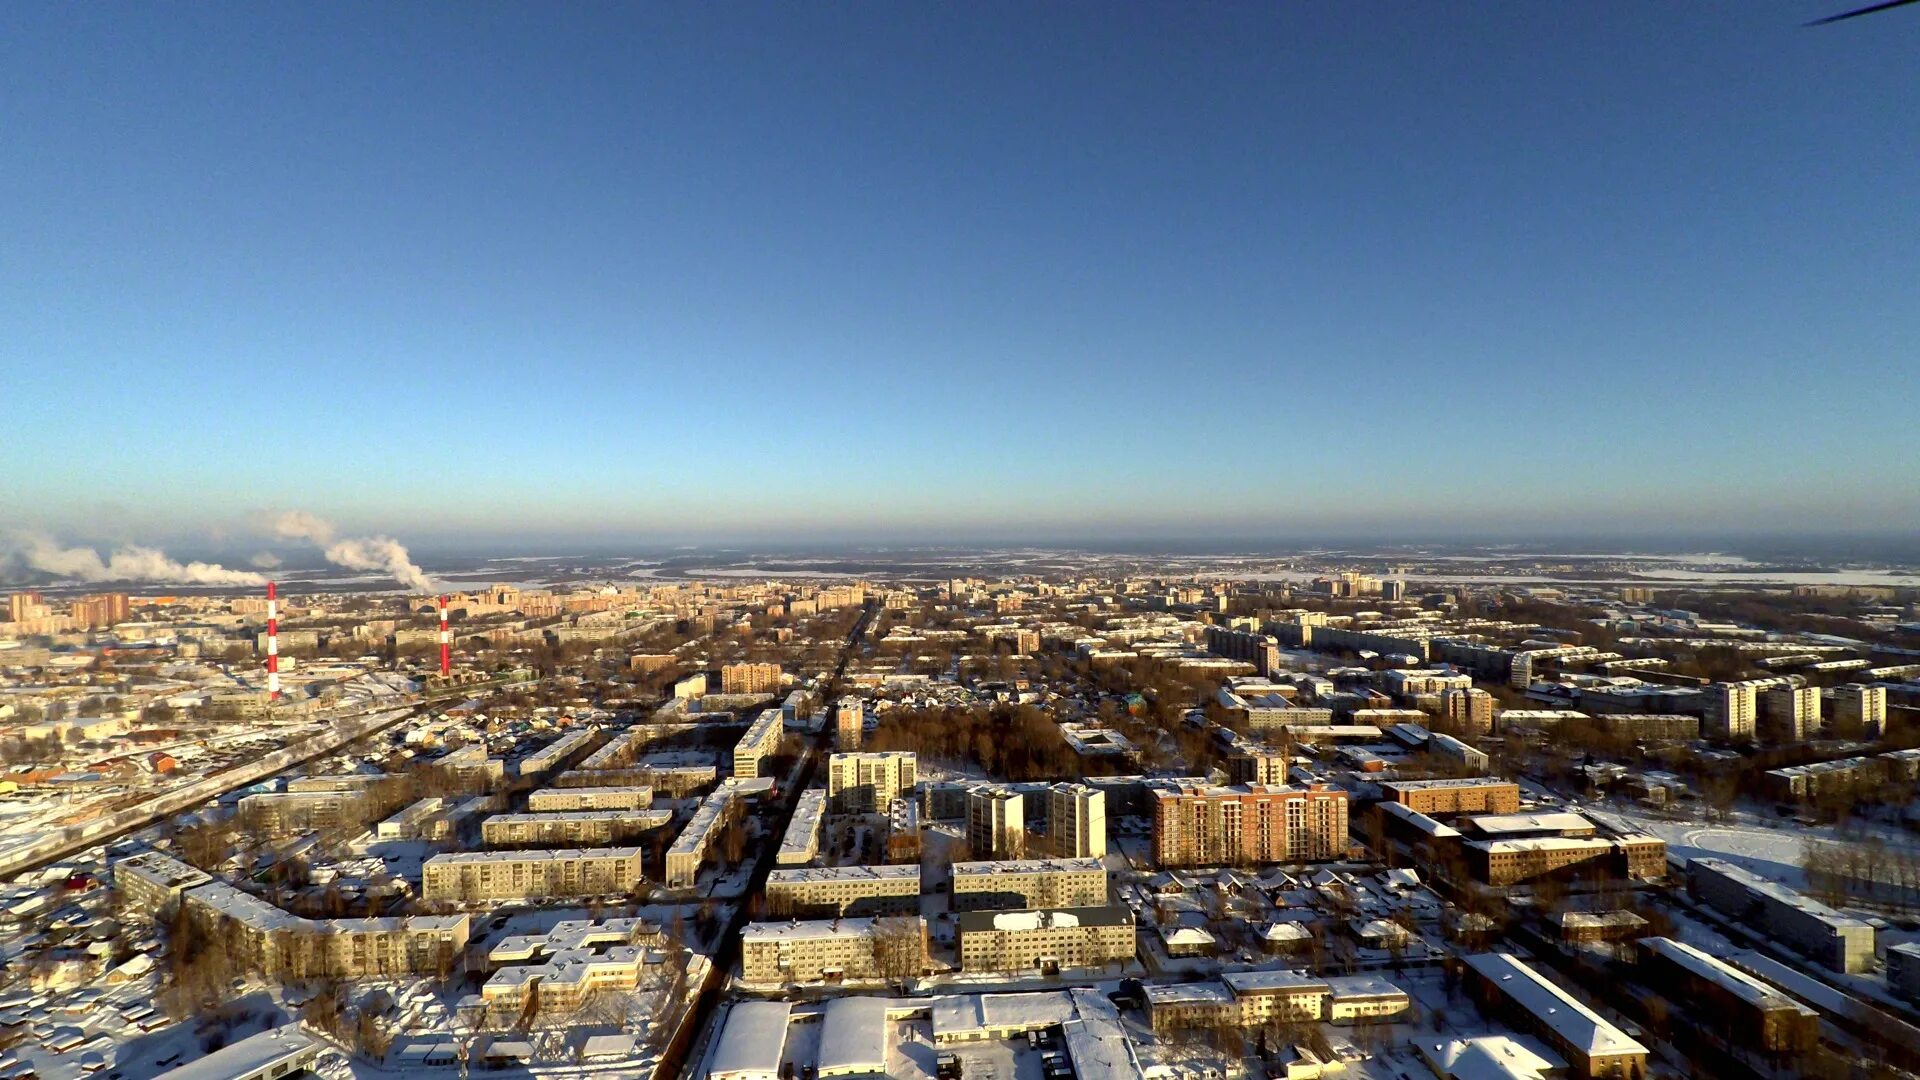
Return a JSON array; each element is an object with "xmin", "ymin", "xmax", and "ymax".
[
  {"xmin": 438, "ymin": 594, "xmax": 451, "ymax": 677},
  {"xmin": 266, "ymin": 581, "xmax": 280, "ymax": 701}
]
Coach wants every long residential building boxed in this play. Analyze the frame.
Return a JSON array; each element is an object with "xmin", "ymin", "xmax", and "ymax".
[
  {"xmin": 665, "ymin": 785, "xmax": 742, "ymax": 888},
  {"xmin": 118, "ymin": 852, "xmax": 469, "ymax": 980},
  {"xmin": 1686, "ymin": 857, "xmax": 1876, "ymax": 973},
  {"xmin": 955, "ymin": 906, "xmax": 1135, "ymax": 974},
  {"xmin": 1378, "ymin": 778, "xmax": 1521, "ymax": 816},
  {"xmin": 1463, "ymin": 951, "xmax": 1649, "ymax": 1080},
  {"xmin": 765, "ymin": 865, "xmax": 922, "ymax": 917},
  {"xmin": 731, "ymin": 709, "xmax": 783, "ymax": 779},
  {"xmin": 423, "ymin": 848, "xmax": 645, "ymax": 902},
  {"xmin": 739, "ymin": 916, "xmax": 926, "ymax": 985},
  {"xmin": 1637, "ymin": 937, "xmax": 1817, "ymax": 1054},
  {"xmin": 1146, "ymin": 970, "xmax": 1411, "ymax": 1034},
  {"xmin": 526, "ymin": 786, "xmax": 654, "ymax": 812},
  {"xmin": 481, "ymin": 810, "xmax": 673, "ymax": 848},
  {"xmin": 951, "ymin": 858, "xmax": 1108, "ymax": 912},
  {"xmin": 777, "ymin": 788, "xmax": 827, "ymax": 866},
  {"xmin": 1150, "ymin": 783, "xmax": 1349, "ymax": 868}
]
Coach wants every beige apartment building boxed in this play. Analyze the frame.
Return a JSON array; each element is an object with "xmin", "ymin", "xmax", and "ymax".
[
  {"xmin": 1150, "ymin": 783, "xmax": 1349, "ymax": 868},
  {"xmin": 665, "ymin": 786, "xmax": 741, "ymax": 888},
  {"xmin": 721, "ymin": 662, "xmax": 783, "ymax": 695},
  {"xmin": 835, "ymin": 697, "xmax": 865, "ymax": 751},
  {"xmin": 955, "ymin": 906, "xmax": 1135, "ymax": 974},
  {"xmin": 967, "ymin": 788, "xmax": 1026, "ymax": 859},
  {"xmin": 118, "ymin": 852, "xmax": 469, "ymax": 980},
  {"xmin": 1440, "ymin": 688, "xmax": 1496, "ymax": 738},
  {"xmin": 1146, "ymin": 970, "xmax": 1412, "ymax": 1034},
  {"xmin": 238, "ymin": 790, "xmax": 367, "ymax": 833},
  {"xmin": 731, "ymin": 710, "xmax": 783, "ymax": 779},
  {"xmin": 1379, "ymin": 778, "xmax": 1521, "ymax": 816},
  {"xmin": 739, "ymin": 916, "xmax": 925, "ymax": 984},
  {"xmin": 1047, "ymin": 782, "xmax": 1107, "ymax": 859},
  {"xmin": 765, "ymin": 865, "xmax": 922, "ymax": 917},
  {"xmin": 827, "ymin": 751, "xmax": 916, "ymax": 813},
  {"xmin": 423, "ymin": 848, "xmax": 645, "ymax": 902},
  {"xmin": 951, "ymin": 858, "xmax": 1108, "ymax": 912},
  {"xmin": 1227, "ymin": 752, "xmax": 1289, "ymax": 786},
  {"xmin": 480, "ymin": 810, "xmax": 673, "ymax": 847},
  {"xmin": 526, "ymin": 785, "xmax": 654, "ymax": 812}
]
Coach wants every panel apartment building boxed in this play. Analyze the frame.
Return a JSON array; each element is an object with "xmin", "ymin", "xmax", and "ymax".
[
  {"xmin": 827, "ymin": 751, "xmax": 917, "ymax": 813},
  {"xmin": 480, "ymin": 810, "xmax": 673, "ymax": 848},
  {"xmin": 118, "ymin": 852, "xmax": 469, "ymax": 980},
  {"xmin": 526, "ymin": 786, "xmax": 654, "ymax": 812},
  {"xmin": 423, "ymin": 848, "xmax": 645, "ymax": 902},
  {"xmin": 955, "ymin": 906, "xmax": 1135, "ymax": 974},
  {"xmin": 765, "ymin": 865, "xmax": 922, "ymax": 917},
  {"xmin": 1150, "ymin": 783, "xmax": 1350, "ymax": 868},
  {"xmin": 739, "ymin": 916, "xmax": 926, "ymax": 985},
  {"xmin": 951, "ymin": 858, "xmax": 1108, "ymax": 912},
  {"xmin": 1687, "ymin": 857, "xmax": 1876, "ymax": 973},
  {"xmin": 1379, "ymin": 778, "xmax": 1522, "ymax": 816}
]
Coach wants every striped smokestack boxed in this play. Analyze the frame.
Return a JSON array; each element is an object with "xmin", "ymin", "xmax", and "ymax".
[
  {"xmin": 266, "ymin": 581, "xmax": 280, "ymax": 700},
  {"xmin": 439, "ymin": 594, "xmax": 450, "ymax": 677}
]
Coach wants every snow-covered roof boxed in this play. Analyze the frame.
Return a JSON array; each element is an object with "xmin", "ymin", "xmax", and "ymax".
[
  {"xmin": 710, "ymin": 1000, "xmax": 791, "ymax": 1080},
  {"xmin": 1463, "ymin": 952, "xmax": 1647, "ymax": 1058},
  {"xmin": 816, "ymin": 996, "xmax": 888, "ymax": 1076}
]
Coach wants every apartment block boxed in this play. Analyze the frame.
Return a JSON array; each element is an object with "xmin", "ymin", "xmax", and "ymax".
[
  {"xmin": 967, "ymin": 787, "xmax": 1026, "ymax": 860},
  {"xmin": 1687, "ymin": 857, "xmax": 1875, "ymax": 973},
  {"xmin": 951, "ymin": 858, "xmax": 1108, "ymax": 912},
  {"xmin": 955, "ymin": 906, "xmax": 1134, "ymax": 974},
  {"xmin": 665, "ymin": 786, "xmax": 741, "ymax": 888},
  {"xmin": 1439, "ymin": 688, "xmax": 1495, "ymax": 738},
  {"xmin": 1227, "ymin": 752, "xmax": 1289, "ymax": 787},
  {"xmin": 1710, "ymin": 683, "xmax": 1759, "ymax": 742},
  {"xmin": 1146, "ymin": 970, "xmax": 1410, "ymax": 1034},
  {"xmin": 1046, "ymin": 782, "xmax": 1107, "ymax": 859},
  {"xmin": 481, "ymin": 810, "xmax": 672, "ymax": 848},
  {"xmin": 721, "ymin": 662, "xmax": 783, "ymax": 695},
  {"xmin": 827, "ymin": 752, "xmax": 917, "ymax": 814},
  {"xmin": 1829, "ymin": 684, "xmax": 1887, "ymax": 740},
  {"xmin": 835, "ymin": 697, "xmax": 865, "ymax": 751},
  {"xmin": 526, "ymin": 786, "xmax": 654, "ymax": 812},
  {"xmin": 1378, "ymin": 778, "xmax": 1521, "ymax": 816},
  {"xmin": 1637, "ymin": 938, "xmax": 1817, "ymax": 1054},
  {"xmin": 1466, "ymin": 835, "xmax": 1666, "ymax": 887},
  {"xmin": 238, "ymin": 790, "xmax": 366, "ymax": 834},
  {"xmin": 423, "ymin": 848, "xmax": 645, "ymax": 902},
  {"xmin": 731, "ymin": 710, "xmax": 783, "ymax": 779},
  {"xmin": 739, "ymin": 916, "xmax": 924, "ymax": 985},
  {"xmin": 1762, "ymin": 685, "xmax": 1818, "ymax": 743},
  {"xmin": 1150, "ymin": 783, "xmax": 1349, "ymax": 868},
  {"xmin": 1464, "ymin": 952, "xmax": 1649, "ymax": 1080},
  {"xmin": 119, "ymin": 852, "xmax": 468, "ymax": 980},
  {"xmin": 765, "ymin": 865, "xmax": 922, "ymax": 917},
  {"xmin": 777, "ymin": 789, "xmax": 827, "ymax": 866}
]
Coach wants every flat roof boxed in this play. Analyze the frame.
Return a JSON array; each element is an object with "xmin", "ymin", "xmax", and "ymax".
[
  {"xmin": 816, "ymin": 996, "xmax": 889, "ymax": 1075},
  {"xmin": 955, "ymin": 905, "xmax": 1131, "ymax": 933},
  {"xmin": 767, "ymin": 865, "xmax": 919, "ymax": 884},
  {"xmin": 710, "ymin": 1000, "xmax": 791, "ymax": 1079},
  {"xmin": 152, "ymin": 1026, "xmax": 319, "ymax": 1080},
  {"xmin": 1467, "ymin": 812, "xmax": 1595, "ymax": 836},
  {"xmin": 952, "ymin": 857, "xmax": 1104, "ymax": 877}
]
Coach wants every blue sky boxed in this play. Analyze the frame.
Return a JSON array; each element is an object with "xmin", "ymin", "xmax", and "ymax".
[{"xmin": 3, "ymin": 3, "xmax": 1916, "ymax": 549}]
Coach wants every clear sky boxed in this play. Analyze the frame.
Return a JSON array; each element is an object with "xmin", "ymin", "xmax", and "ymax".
[{"xmin": 3, "ymin": 3, "xmax": 1916, "ymax": 551}]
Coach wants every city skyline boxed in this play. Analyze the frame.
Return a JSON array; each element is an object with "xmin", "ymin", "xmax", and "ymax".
[{"xmin": 5, "ymin": 5, "xmax": 1917, "ymax": 545}]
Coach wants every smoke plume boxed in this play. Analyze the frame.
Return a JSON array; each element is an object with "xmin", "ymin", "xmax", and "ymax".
[
  {"xmin": 1, "ymin": 533, "xmax": 267, "ymax": 586},
  {"xmin": 271, "ymin": 511, "xmax": 436, "ymax": 593}
]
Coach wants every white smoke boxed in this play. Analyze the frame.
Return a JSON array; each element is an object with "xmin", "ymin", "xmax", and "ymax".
[
  {"xmin": 271, "ymin": 511, "xmax": 435, "ymax": 593},
  {"xmin": 1, "ymin": 533, "xmax": 267, "ymax": 586}
]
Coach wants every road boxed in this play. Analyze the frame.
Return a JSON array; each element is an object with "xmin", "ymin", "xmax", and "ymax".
[
  {"xmin": 664, "ymin": 602, "xmax": 876, "ymax": 1080},
  {"xmin": 0, "ymin": 678, "xmax": 528, "ymax": 883}
]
